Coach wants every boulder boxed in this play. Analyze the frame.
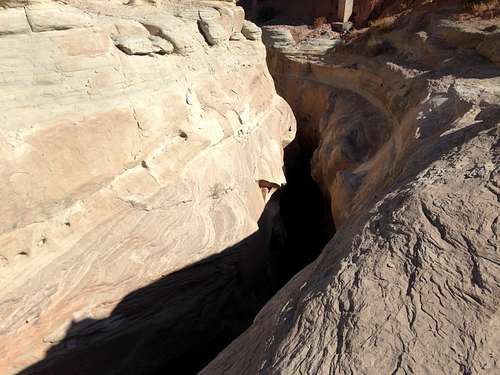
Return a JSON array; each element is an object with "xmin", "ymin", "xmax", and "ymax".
[
  {"xmin": 112, "ymin": 35, "xmax": 174, "ymax": 55},
  {"xmin": 262, "ymin": 26, "xmax": 295, "ymax": 51},
  {"xmin": 113, "ymin": 36, "xmax": 156, "ymax": 55},
  {"xmin": 198, "ymin": 16, "xmax": 229, "ymax": 46},
  {"xmin": 241, "ymin": 20, "xmax": 262, "ymax": 41}
]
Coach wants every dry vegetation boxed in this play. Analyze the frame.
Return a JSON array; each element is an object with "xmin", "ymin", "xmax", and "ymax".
[
  {"xmin": 467, "ymin": 0, "xmax": 500, "ymax": 16},
  {"xmin": 312, "ymin": 16, "xmax": 328, "ymax": 29},
  {"xmin": 457, "ymin": 0, "xmax": 500, "ymax": 19},
  {"xmin": 368, "ymin": 16, "xmax": 398, "ymax": 31}
]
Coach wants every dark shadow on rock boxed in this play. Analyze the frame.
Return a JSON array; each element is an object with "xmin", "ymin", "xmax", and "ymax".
[
  {"xmin": 308, "ymin": 104, "xmax": 500, "ymax": 300},
  {"xmin": 279, "ymin": 138, "xmax": 335, "ymax": 284},
  {"xmin": 17, "ymin": 193, "xmax": 283, "ymax": 375},
  {"xmin": 17, "ymin": 144, "xmax": 334, "ymax": 375}
]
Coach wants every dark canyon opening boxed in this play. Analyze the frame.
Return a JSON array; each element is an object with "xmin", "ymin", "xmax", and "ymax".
[
  {"xmin": 277, "ymin": 139, "xmax": 336, "ymax": 284},
  {"xmin": 18, "ymin": 83, "xmax": 334, "ymax": 375}
]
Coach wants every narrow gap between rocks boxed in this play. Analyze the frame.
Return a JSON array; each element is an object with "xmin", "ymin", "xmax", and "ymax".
[
  {"xmin": 19, "ymin": 105, "xmax": 336, "ymax": 375},
  {"xmin": 141, "ymin": 121, "xmax": 336, "ymax": 374},
  {"xmin": 152, "ymin": 119, "xmax": 337, "ymax": 374},
  {"xmin": 277, "ymin": 136, "xmax": 336, "ymax": 285},
  {"xmin": 18, "ymin": 26, "xmax": 335, "ymax": 375}
]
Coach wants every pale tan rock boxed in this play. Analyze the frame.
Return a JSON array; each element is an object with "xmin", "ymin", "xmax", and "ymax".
[
  {"xmin": 0, "ymin": 1, "xmax": 295, "ymax": 374},
  {"xmin": 241, "ymin": 20, "xmax": 261, "ymax": 41},
  {"xmin": 230, "ymin": 31, "xmax": 245, "ymax": 41},
  {"xmin": 25, "ymin": 3, "xmax": 93, "ymax": 32},
  {"xmin": 126, "ymin": 0, "xmax": 162, "ymax": 5},
  {"xmin": 0, "ymin": 8, "xmax": 30, "ymax": 35},
  {"xmin": 262, "ymin": 26, "xmax": 295, "ymax": 51},
  {"xmin": 338, "ymin": 0, "xmax": 353, "ymax": 23},
  {"xmin": 149, "ymin": 35, "xmax": 174, "ymax": 54},
  {"xmin": 198, "ymin": 16, "xmax": 229, "ymax": 46},
  {"xmin": 113, "ymin": 35, "xmax": 156, "ymax": 55},
  {"xmin": 111, "ymin": 35, "xmax": 173, "ymax": 55}
]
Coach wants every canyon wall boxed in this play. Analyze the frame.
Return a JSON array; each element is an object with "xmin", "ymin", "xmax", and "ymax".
[
  {"xmin": 203, "ymin": 5, "xmax": 500, "ymax": 374},
  {"xmin": 240, "ymin": 0, "xmax": 399, "ymax": 26},
  {"xmin": 0, "ymin": 1, "xmax": 295, "ymax": 373}
]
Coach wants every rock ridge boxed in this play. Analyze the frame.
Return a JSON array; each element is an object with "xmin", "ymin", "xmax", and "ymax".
[
  {"xmin": 202, "ymin": 4, "xmax": 500, "ymax": 374},
  {"xmin": 0, "ymin": 1, "xmax": 296, "ymax": 373}
]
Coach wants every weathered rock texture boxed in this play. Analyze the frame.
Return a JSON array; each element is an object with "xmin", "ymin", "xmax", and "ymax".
[
  {"xmin": 0, "ymin": 0, "xmax": 295, "ymax": 374},
  {"xmin": 240, "ymin": 0, "xmax": 396, "ymax": 26},
  {"xmin": 203, "ymin": 4, "xmax": 500, "ymax": 375}
]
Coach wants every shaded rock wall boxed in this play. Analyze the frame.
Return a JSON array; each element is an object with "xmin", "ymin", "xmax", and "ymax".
[
  {"xmin": 240, "ymin": 0, "xmax": 393, "ymax": 26},
  {"xmin": 202, "ymin": 5, "xmax": 500, "ymax": 374}
]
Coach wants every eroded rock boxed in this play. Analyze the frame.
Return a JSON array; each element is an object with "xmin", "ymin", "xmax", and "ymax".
[
  {"xmin": 198, "ymin": 16, "xmax": 229, "ymax": 46},
  {"xmin": 0, "ymin": 1, "xmax": 295, "ymax": 374},
  {"xmin": 230, "ymin": 31, "xmax": 245, "ymax": 41},
  {"xmin": 112, "ymin": 35, "xmax": 174, "ymax": 55},
  {"xmin": 262, "ymin": 26, "xmax": 295, "ymax": 51},
  {"xmin": 25, "ymin": 3, "xmax": 92, "ymax": 32},
  {"xmin": 113, "ymin": 35, "xmax": 156, "ymax": 55},
  {"xmin": 241, "ymin": 20, "xmax": 261, "ymax": 41},
  {"xmin": 202, "ymin": 5, "xmax": 500, "ymax": 375}
]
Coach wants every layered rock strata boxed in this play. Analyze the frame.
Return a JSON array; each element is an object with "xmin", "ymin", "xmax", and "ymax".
[{"xmin": 0, "ymin": 1, "xmax": 295, "ymax": 373}]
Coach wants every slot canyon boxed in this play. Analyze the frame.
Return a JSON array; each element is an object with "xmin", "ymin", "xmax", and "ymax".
[{"xmin": 0, "ymin": 1, "xmax": 499, "ymax": 374}]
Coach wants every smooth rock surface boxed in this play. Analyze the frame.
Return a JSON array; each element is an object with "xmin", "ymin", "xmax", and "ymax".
[
  {"xmin": 0, "ymin": 8, "xmax": 30, "ymax": 35},
  {"xmin": 0, "ymin": 1, "xmax": 295, "ymax": 374},
  {"xmin": 25, "ymin": 3, "xmax": 93, "ymax": 32}
]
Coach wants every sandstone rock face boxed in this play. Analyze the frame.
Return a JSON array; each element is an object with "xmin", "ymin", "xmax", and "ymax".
[
  {"xmin": 25, "ymin": 3, "xmax": 93, "ymax": 32},
  {"xmin": 338, "ymin": 0, "xmax": 353, "ymax": 23},
  {"xmin": 199, "ymin": 16, "xmax": 229, "ymax": 45},
  {"xmin": 112, "ymin": 35, "xmax": 174, "ymax": 55},
  {"xmin": 240, "ymin": 0, "xmax": 392, "ymax": 26},
  {"xmin": 0, "ymin": 0, "xmax": 295, "ymax": 374},
  {"xmin": 477, "ymin": 31, "xmax": 500, "ymax": 64},
  {"xmin": 353, "ymin": 0, "xmax": 384, "ymax": 26},
  {"xmin": 203, "ymin": 5, "xmax": 500, "ymax": 375},
  {"xmin": 241, "ymin": 20, "xmax": 262, "ymax": 41},
  {"xmin": 230, "ymin": 31, "xmax": 246, "ymax": 41},
  {"xmin": 0, "ymin": 7, "xmax": 31, "ymax": 35},
  {"xmin": 262, "ymin": 26, "xmax": 295, "ymax": 52}
]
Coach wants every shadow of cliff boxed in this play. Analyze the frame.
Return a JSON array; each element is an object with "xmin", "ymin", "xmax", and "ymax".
[
  {"xmin": 17, "ymin": 142, "xmax": 333, "ymax": 375},
  {"xmin": 17, "ymin": 194, "xmax": 283, "ymax": 375},
  {"xmin": 15, "ymin": 97, "xmax": 498, "ymax": 375}
]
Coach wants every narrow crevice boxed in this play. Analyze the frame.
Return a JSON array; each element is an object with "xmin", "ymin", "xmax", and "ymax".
[
  {"xmin": 19, "ymin": 126, "xmax": 335, "ymax": 375},
  {"xmin": 276, "ymin": 138, "xmax": 336, "ymax": 284},
  {"xmin": 146, "ymin": 144, "xmax": 335, "ymax": 374},
  {"xmin": 17, "ymin": 28, "xmax": 335, "ymax": 375}
]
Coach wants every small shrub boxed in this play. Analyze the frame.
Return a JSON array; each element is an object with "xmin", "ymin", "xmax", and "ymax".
[
  {"xmin": 462, "ymin": 0, "xmax": 499, "ymax": 12},
  {"xmin": 313, "ymin": 16, "xmax": 328, "ymax": 29},
  {"xmin": 463, "ymin": 0, "xmax": 489, "ymax": 5}
]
